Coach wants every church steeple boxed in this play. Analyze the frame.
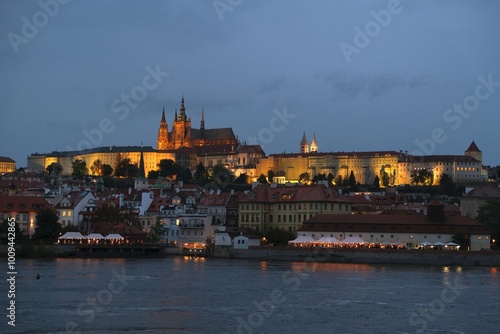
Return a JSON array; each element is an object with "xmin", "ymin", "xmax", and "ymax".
[
  {"xmin": 310, "ymin": 133, "xmax": 318, "ymax": 153},
  {"xmin": 200, "ymin": 108, "xmax": 205, "ymax": 131},
  {"xmin": 138, "ymin": 143, "xmax": 145, "ymax": 179},
  {"xmin": 157, "ymin": 107, "xmax": 169, "ymax": 150},
  {"xmin": 300, "ymin": 132, "xmax": 309, "ymax": 153},
  {"xmin": 179, "ymin": 95, "xmax": 186, "ymax": 120}
]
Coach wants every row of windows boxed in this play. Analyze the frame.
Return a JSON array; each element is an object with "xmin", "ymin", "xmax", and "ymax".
[
  {"xmin": 309, "ymin": 233, "xmax": 443, "ymax": 240},
  {"xmin": 240, "ymin": 203, "xmax": 349, "ymax": 211},
  {"xmin": 0, "ymin": 213, "xmax": 28, "ymax": 222},
  {"xmin": 165, "ymin": 229, "xmax": 204, "ymax": 236}
]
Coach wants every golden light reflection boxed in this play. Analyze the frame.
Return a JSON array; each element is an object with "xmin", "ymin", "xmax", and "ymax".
[
  {"xmin": 443, "ymin": 266, "xmax": 450, "ymax": 273},
  {"xmin": 183, "ymin": 255, "xmax": 205, "ymax": 262},
  {"xmin": 260, "ymin": 261, "xmax": 267, "ymax": 271}
]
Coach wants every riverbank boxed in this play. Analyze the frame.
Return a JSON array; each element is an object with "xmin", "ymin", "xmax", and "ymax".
[
  {"xmin": 214, "ymin": 246, "xmax": 500, "ymax": 267},
  {"xmin": 2, "ymin": 244, "xmax": 500, "ymax": 267}
]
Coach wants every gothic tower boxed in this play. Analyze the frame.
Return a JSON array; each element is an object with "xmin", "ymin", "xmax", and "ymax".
[
  {"xmin": 300, "ymin": 132, "xmax": 309, "ymax": 153},
  {"xmin": 172, "ymin": 96, "xmax": 192, "ymax": 149},
  {"xmin": 157, "ymin": 107, "xmax": 169, "ymax": 150}
]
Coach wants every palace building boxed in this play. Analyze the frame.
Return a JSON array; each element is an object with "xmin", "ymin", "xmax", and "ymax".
[{"xmin": 255, "ymin": 134, "xmax": 487, "ymax": 186}]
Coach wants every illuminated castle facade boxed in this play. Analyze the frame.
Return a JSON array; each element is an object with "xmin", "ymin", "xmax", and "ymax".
[{"xmin": 157, "ymin": 96, "xmax": 238, "ymax": 150}]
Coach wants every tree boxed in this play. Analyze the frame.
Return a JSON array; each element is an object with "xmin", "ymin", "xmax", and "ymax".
[
  {"xmin": 148, "ymin": 170, "xmax": 160, "ymax": 179},
  {"xmin": 0, "ymin": 218, "xmax": 22, "ymax": 242},
  {"xmin": 327, "ymin": 173, "xmax": 335, "ymax": 186},
  {"xmin": 257, "ymin": 174, "xmax": 268, "ymax": 184},
  {"xmin": 477, "ymin": 201, "xmax": 500, "ymax": 243},
  {"xmin": 381, "ymin": 171, "xmax": 390, "ymax": 187},
  {"xmin": 265, "ymin": 229, "xmax": 295, "ymax": 246},
  {"xmin": 194, "ymin": 163, "xmax": 209, "ymax": 185},
  {"xmin": 439, "ymin": 173, "xmax": 456, "ymax": 196},
  {"xmin": 312, "ymin": 173, "xmax": 327, "ymax": 184},
  {"xmin": 90, "ymin": 159, "xmax": 103, "ymax": 176},
  {"xmin": 158, "ymin": 159, "xmax": 182, "ymax": 178},
  {"xmin": 452, "ymin": 231, "xmax": 468, "ymax": 250},
  {"xmin": 298, "ymin": 172, "xmax": 310, "ymax": 185},
  {"xmin": 373, "ymin": 176, "xmax": 380, "ymax": 190},
  {"xmin": 234, "ymin": 173, "xmax": 248, "ymax": 184},
  {"xmin": 46, "ymin": 162, "xmax": 63, "ymax": 175},
  {"xmin": 34, "ymin": 209, "xmax": 60, "ymax": 243},
  {"xmin": 115, "ymin": 158, "xmax": 138, "ymax": 178},
  {"xmin": 72, "ymin": 159, "xmax": 88, "ymax": 178},
  {"xmin": 267, "ymin": 170, "xmax": 275, "ymax": 183},
  {"xmin": 348, "ymin": 171, "xmax": 357, "ymax": 187},
  {"xmin": 178, "ymin": 168, "xmax": 193, "ymax": 183},
  {"xmin": 92, "ymin": 206, "xmax": 122, "ymax": 224},
  {"xmin": 211, "ymin": 164, "xmax": 233, "ymax": 187},
  {"xmin": 147, "ymin": 220, "xmax": 166, "ymax": 243},
  {"xmin": 411, "ymin": 169, "xmax": 433, "ymax": 186},
  {"xmin": 102, "ymin": 164, "xmax": 113, "ymax": 177}
]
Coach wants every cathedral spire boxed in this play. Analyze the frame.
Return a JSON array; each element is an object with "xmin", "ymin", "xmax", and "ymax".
[
  {"xmin": 138, "ymin": 145, "xmax": 145, "ymax": 179},
  {"xmin": 157, "ymin": 108, "xmax": 169, "ymax": 150},
  {"xmin": 179, "ymin": 94, "xmax": 186, "ymax": 119},
  {"xmin": 200, "ymin": 107, "xmax": 205, "ymax": 131}
]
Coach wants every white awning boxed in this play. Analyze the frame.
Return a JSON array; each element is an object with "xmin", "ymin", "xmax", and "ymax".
[
  {"xmin": 341, "ymin": 236, "xmax": 367, "ymax": 244},
  {"xmin": 289, "ymin": 235, "xmax": 315, "ymax": 244},
  {"xmin": 317, "ymin": 236, "xmax": 341, "ymax": 244},
  {"xmin": 86, "ymin": 233, "xmax": 105, "ymax": 239},
  {"xmin": 58, "ymin": 232, "xmax": 85, "ymax": 240},
  {"xmin": 105, "ymin": 233, "xmax": 124, "ymax": 240}
]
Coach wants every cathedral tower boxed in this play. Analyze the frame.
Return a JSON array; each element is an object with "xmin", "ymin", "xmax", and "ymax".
[{"xmin": 157, "ymin": 107, "xmax": 169, "ymax": 150}]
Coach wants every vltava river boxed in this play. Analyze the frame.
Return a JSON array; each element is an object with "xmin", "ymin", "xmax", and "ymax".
[{"xmin": 3, "ymin": 257, "xmax": 500, "ymax": 334}]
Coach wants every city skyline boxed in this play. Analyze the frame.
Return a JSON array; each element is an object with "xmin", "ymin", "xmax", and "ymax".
[{"xmin": 1, "ymin": 0, "xmax": 500, "ymax": 167}]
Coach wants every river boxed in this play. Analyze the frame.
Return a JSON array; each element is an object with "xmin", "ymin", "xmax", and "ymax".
[{"xmin": 3, "ymin": 257, "xmax": 500, "ymax": 334}]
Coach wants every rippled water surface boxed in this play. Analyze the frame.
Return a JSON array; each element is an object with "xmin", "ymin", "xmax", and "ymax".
[{"xmin": 3, "ymin": 257, "xmax": 500, "ymax": 334}]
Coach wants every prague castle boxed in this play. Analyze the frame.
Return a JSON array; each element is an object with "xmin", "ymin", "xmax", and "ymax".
[
  {"xmin": 26, "ymin": 97, "xmax": 488, "ymax": 187},
  {"xmin": 157, "ymin": 96, "xmax": 238, "ymax": 150},
  {"xmin": 27, "ymin": 96, "xmax": 263, "ymax": 178}
]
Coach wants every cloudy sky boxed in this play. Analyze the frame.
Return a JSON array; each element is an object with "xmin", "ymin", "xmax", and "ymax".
[{"xmin": 1, "ymin": 0, "xmax": 499, "ymax": 167}]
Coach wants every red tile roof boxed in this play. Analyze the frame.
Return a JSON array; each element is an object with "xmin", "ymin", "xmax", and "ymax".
[
  {"xmin": 463, "ymin": 186, "xmax": 500, "ymax": 199},
  {"xmin": 0, "ymin": 195, "xmax": 55, "ymax": 213},
  {"xmin": 465, "ymin": 140, "xmax": 481, "ymax": 152},
  {"xmin": 300, "ymin": 212, "xmax": 487, "ymax": 234}
]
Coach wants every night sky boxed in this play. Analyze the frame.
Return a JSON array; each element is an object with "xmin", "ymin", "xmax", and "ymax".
[{"xmin": 1, "ymin": 0, "xmax": 499, "ymax": 167}]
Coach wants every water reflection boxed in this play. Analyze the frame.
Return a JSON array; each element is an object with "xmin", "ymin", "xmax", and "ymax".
[{"xmin": 260, "ymin": 261, "xmax": 268, "ymax": 271}]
